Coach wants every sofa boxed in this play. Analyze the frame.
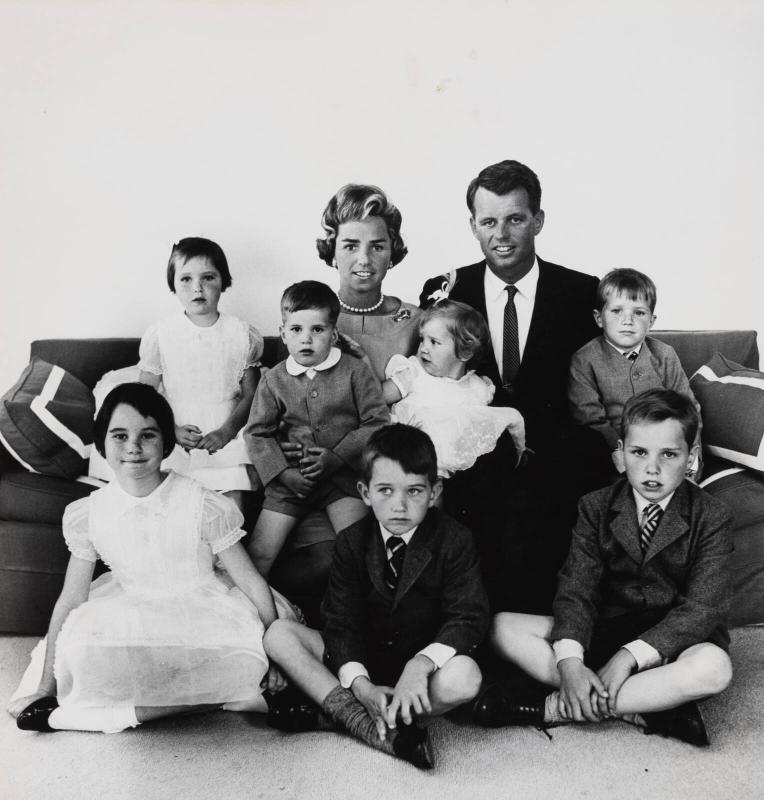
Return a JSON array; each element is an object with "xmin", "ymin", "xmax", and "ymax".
[{"xmin": 1, "ymin": 330, "xmax": 762, "ymax": 634}]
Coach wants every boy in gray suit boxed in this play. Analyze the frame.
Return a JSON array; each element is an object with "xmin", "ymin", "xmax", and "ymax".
[
  {"xmin": 568, "ymin": 268, "xmax": 700, "ymax": 475},
  {"xmin": 476, "ymin": 389, "xmax": 733, "ymax": 746},
  {"xmin": 245, "ymin": 281, "xmax": 389, "ymax": 577}
]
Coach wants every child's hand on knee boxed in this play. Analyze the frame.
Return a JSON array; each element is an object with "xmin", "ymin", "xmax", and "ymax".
[
  {"xmin": 386, "ymin": 655, "xmax": 434, "ymax": 728},
  {"xmin": 300, "ymin": 447, "xmax": 342, "ymax": 481},
  {"xmin": 558, "ymin": 658, "xmax": 608, "ymax": 722},
  {"xmin": 596, "ymin": 648, "xmax": 637, "ymax": 716},
  {"xmin": 278, "ymin": 468, "xmax": 316, "ymax": 499},
  {"xmin": 351, "ymin": 677, "xmax": 394, "ymax": 741}
]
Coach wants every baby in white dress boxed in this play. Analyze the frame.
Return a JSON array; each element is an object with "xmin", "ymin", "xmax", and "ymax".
[
  {"xmin": 383, "ymin": 300, "xmax": 525, "ymax": 478},
  {"xmin": 139, "ymin": 237, "xmax": 262, "ymax": 507}
]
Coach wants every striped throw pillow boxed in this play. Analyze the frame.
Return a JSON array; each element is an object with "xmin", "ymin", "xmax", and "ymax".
[
  {"xmin": 0, "ymin": 358, "xmax": 95, "ymax": 478},
  {"xmin": 690, "ymin": 354, "xmax": 764, "ymax": 472}
]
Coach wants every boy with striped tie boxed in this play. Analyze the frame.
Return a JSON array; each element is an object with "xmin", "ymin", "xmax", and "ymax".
[
  {"xmin": 263, "ymin": 424, "xmax": 488, "ymax": 769},
  {"xmin": 476, "ymin": 389, "xmax": 733, "ymax": 746}
]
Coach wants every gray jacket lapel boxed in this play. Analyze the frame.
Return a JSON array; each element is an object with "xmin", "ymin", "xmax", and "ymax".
[{"xmin": 644, "ymin": 483, "xmax": 690, "ymax": 563}]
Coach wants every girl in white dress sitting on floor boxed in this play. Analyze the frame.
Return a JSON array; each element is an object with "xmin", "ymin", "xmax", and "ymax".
[
  {"xmin": 139, "ymin": 237, "xmax": 263, "ymax": 510},
  {"xmin": 382, "ymin": 299, "xmax": 526, "ymax": 479},
  {"xmin": 8, "ymin": 383, "xmax": 297, "ymax": 733}
]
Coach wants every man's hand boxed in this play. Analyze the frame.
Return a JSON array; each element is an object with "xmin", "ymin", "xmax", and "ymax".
[
  {"xmin": 197, "ymin": 427, "xmax": 233, "ymax": 454},
  {"xmin": 351, "ymin": 676, "xmax": 394, "ymax": 741},
  {"xmin": 557, "ymin": 658, "xmax": 608, "ymax": 722},
  {"xmin": 386, "ymin": 654, "xmax": 434, "ymax": 728},
  {"xmin": 299, "ymin": 447, "xmax": 343, "ymax": 482},
  {"xmin": 175, "ymin": 424, "xmax": 203, "ymax": 450},
  {"xmin": 278, "ymin": 468, "xmax": 316, "ymax": 499},
  {"xmin": 596, "ymin": 648, "xmax": 637, "ymax": 717}
]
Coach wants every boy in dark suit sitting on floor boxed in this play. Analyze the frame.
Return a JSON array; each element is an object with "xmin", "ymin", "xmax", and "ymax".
[
  {"xmin": 476, "ymin": 389, "xmax": 733, "ymax": 745},
  {"xmin": 264, "ymin": 424, "xmax": 489, "ymax": 769}
]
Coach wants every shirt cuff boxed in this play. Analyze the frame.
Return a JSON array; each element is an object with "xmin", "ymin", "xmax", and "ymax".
[
  {"xmin": 338, "ymin": 662, "xmax": 370, "ymax": 689},
  {"xmin": 416, "ymin": 643, "xmax": 456, "ymax": 670},
  {"xmin": 553, "ymin": 639, "xmax": 585, "ymax": 664},
  {"xmin": 622, "ymin": 639, "xmax": 662, "ymax": 671}
]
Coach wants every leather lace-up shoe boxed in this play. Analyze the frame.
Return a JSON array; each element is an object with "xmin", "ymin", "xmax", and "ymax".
[
  {"xmin": 473, "ymin": 685, "xmax": 546, "ymax": 729},
  {"xmin": 642, "ymin": 701, "xmax": 710, "ymax": 747},
  {"xmin": 265, "ymin": 686, "xmax": 319, "ymax": 733},
  {"xmin": 17, "ymin": 697, "xmax": 59, "ymax": 732},
  {"xmin": 392, "ymin": 722, "xmax": 434, "ymax": 770}
]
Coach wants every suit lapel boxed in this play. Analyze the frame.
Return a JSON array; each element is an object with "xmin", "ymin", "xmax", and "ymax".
[
  {"xmin": 643, "ymin": 483, "xmax": 690, "ymax": 563},
  {"xmin": 608, "ymin": 484, "xmax": 643, "ymax": 565},
  {"xmin": 364, "ymin": 521, "xmax": 390, "ymax": 599},
  {"xmin": 452, "ymin": 262, "xmax": 488, "ymax": 319},
  {"xmin": 392, "ymin": 515, "xmax": 434, "ymax": 609},
  {"xmin": 520, "ymin": 258, "xmax": 556, "ymax": 375}
]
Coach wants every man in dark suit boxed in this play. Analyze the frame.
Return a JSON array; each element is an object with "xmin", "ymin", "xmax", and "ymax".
[
  {"xmin": 263, "ymin": 424, "xmax": 488, "ymax": 770},
  {"xmin": 420, "ymin": 160, "xmax": 606, "ymax": 613}
]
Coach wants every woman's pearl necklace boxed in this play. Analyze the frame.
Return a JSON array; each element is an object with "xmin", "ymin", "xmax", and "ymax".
[{"xmin": 338, "ymin": 294, "xmax": 385, "ymax": 314}]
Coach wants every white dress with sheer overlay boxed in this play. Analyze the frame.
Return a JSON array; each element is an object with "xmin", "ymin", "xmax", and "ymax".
[
  {"xmin": 386, "ymin": 354, "xmax": 526, "ymax": 478},
  {"xmin": 139, "ymin": 312, "xmax": 262, "ymax": 491},
  {"xmin": 47, "ymin": 473, "xmax": 281, "ymax": 710}
]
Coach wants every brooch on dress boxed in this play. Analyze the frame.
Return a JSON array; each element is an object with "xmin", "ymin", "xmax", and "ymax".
[
  {"xmin": 392, "ymin": 308, "xmax": 412, "ymax": 323},
  {"xmin": 426, "ymin": 270, "xmax": 457, "ymax": 305}
]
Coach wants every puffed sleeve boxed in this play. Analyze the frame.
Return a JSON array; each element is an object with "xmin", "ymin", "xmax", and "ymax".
[
  {"xmin": 200, "ymin": 489, "xmax": 247, "ymax": 554},
  {"xmin": 62, "ymin": 498, "xmax": 98, "ymax": 562},
  {"xmin": 245, "ymin": 322, "xmax": 264, "ymax": 369},
  {"xmin": 138, "ymin": 322, "xmax": 163, "ymax": 375},
  {"xmin": 384, "ymin": 354, "xmax": 417, "ymax": 398},
  {"xmin": 475, "ymin": 374, "xmax": 496, "ymax": 405}
]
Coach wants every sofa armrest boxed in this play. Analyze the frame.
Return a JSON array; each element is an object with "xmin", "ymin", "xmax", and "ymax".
[{"xmin": 651, "ymin": 330, "xmax": 759, "ymax": 376}]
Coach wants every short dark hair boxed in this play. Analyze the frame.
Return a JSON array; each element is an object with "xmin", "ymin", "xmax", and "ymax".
[
  {"xmin": 166, "ymin": 237, "xmax": 232, "ymax": 293},
  {"xmin": 466, "ymin": 160, "xmax": 542, "ymax": 215},
  {"xmin": 421, "ymin": 299, "xmax": 489, "ymax": 364},
  {"xmin": 280, "ymin": 280, "xmax": 340, "ymax": 325},
  {"xmin": 621, "ymin": 389, "xmax": 699, "ymax": 450},
  {"xmin": 597, "ymin": 268, "xmax": 658, "ymax": 313},
  {"xmin": 361, "ymin": 424, "xmax": 438, "ymax": 484},
  {"xmin": 94, "ymin": 383, "xmax": 176, "ymax": 458},
  {"xmin": 316, "ymin": 184, "xmax": 408, "ymax": 267}
]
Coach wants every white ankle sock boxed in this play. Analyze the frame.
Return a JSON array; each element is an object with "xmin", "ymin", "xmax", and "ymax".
[{"xmin": 49, "ymin": 703, "xmax": 140, "ymax": 733}]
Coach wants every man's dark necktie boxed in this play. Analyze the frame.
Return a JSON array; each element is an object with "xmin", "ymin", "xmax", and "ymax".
[
  {"xmin": 640, "ymin": 503, "xmax": 663, "ymax": 554},
  {"xmin": 502, "ymin": 284, "xmax": 520, "ymax": 386},
  {"xmin": 384, "ymin": 535, "xmax": 406, "ymax": 590}
]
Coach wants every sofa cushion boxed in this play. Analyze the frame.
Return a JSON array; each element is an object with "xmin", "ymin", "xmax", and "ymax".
[
  {"xmin": 0, "ymin": 470, "xmax": 96, "ymax": 525},
  {"xmin": 690, "ymin": 354, "xmax": 764, "ymax": 472},
  {"xmin": 0, "ymin": 358, "xmax": 95, "ymax": 479},
  {"xmin": 701, "ymin": 457, "xmax": 764, "ymax": 626},
  {"xmin": 652, "ymin": 330, "xmax": 759, "ymax": 375}
]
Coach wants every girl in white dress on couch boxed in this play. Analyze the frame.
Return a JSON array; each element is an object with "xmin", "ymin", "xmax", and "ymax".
[
  {"xmin": 8, "ymin": 383, "xmax": 296, "ymax": 733},
  {"xmin": 139, "ymin": 237, "xmax": 262, "ymax": 510}
]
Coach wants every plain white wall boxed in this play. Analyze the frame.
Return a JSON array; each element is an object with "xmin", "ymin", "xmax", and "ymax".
[{"xmin": 1, "ymin": 0, "xmax": 762, "ymax": 391}]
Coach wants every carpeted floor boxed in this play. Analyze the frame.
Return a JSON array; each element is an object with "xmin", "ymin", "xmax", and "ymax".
[{"xmin": 0, "ymin": 628, "xmax": 762, "ymax": 800}]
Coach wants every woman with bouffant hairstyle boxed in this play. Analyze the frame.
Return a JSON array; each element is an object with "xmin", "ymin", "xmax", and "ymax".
[{"xmin": 316, "ymin": 184, "xmax": 421, "ymax": 381}]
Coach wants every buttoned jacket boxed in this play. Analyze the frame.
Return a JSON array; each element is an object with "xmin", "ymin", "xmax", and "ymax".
[
  {"xmin": 245, "ymin": 354, "xmax": 389, "ymax": 496},
  {"xmin": 568, "ymin": 335, "xmax": 697, "ymax": 451},
  {"xmin": 321, "ymin": 508, "xmax": 489, "ymax": 670},
  {"xmin": 551, "ymin": 478, "xmax": 733, "ymax": 659}
]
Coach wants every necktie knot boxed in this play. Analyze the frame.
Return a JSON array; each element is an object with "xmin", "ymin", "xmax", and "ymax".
[
  {"xmin": 384, "ymin": 536, "xmax": 407, "ymax": 590},
  {"xmin": 640, "ymin": 503, "xmax": 663, "ymax": 554},
  {"xmin": 505, "ymin": 284, "xmax": 518, "ymax": 299},
  {"xmin": 627, "ymin": 350, "xmax": 639, "ymax": 361}
]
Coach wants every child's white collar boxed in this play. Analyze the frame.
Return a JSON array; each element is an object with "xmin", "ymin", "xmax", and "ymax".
[{"xmin": 286, "ymin": 346, "xmax": 341, "ymax": 379}]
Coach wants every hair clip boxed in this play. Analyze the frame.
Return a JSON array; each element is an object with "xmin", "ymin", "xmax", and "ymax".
[{"xmin": 426, "ymin": 270, "xmax": 457, "ymax": 304}]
